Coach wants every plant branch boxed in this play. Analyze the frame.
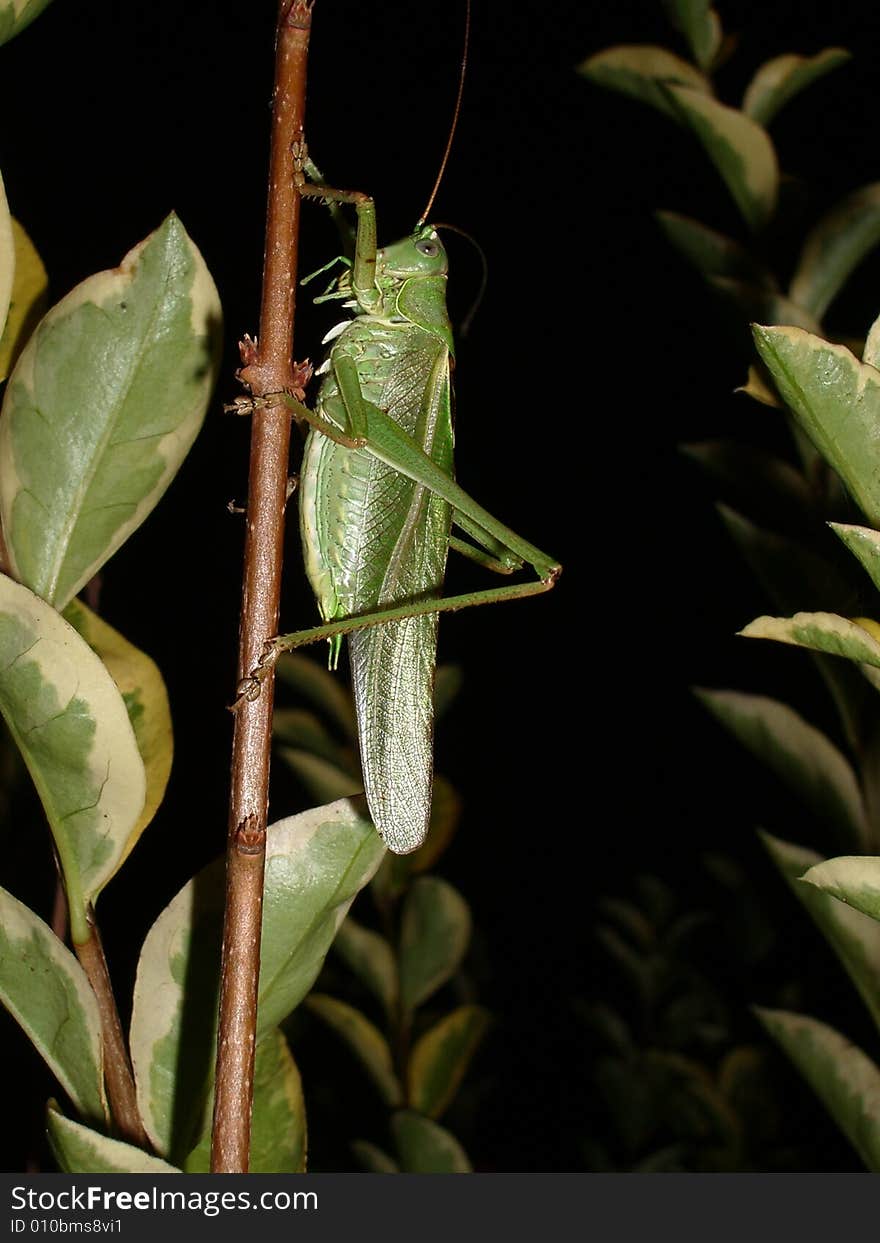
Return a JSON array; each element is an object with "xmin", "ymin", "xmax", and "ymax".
[
  {"xmin": 210, "ymin": 0, "xmax": 313, "ymax": 1173},
  {"xmin": 74, "ymin": 916, "xmax": 149, "ymax": 1149}
]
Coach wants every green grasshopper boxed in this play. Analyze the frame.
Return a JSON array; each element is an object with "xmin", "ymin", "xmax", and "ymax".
[{"xmin": 239, "ymin": 162, "xmax": 561, "ymax": 856}]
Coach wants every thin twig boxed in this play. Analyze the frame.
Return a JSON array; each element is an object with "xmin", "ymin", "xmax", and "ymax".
[
  {"xmin": 210, "ymin": 0, "xmax": 313, "ymax": 1173},
  {"xmin": 74, "ymin": 916, "xmax": 149, "ymax": 1148}
]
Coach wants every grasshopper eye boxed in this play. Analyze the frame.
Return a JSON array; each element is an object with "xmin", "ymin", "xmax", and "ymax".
[{"xmin": 415, "ymin": 239, "xmax": 440, "ymax": 257}]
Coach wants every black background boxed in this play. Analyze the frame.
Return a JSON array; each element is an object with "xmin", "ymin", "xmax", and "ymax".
[{"xmin": 1, "ymin": 0, "xmax": 879, "ymax": 1173}]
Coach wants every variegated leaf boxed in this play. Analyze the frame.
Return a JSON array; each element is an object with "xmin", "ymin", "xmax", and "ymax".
[
  {"xmin": 741, "ymin": 612, "xmax": 880, "ymax": 674},
  {"xmin": 391, "ymin": 1111, "xmax": 471, "ymax": 1173},
  {"xmin": 130, "ymin": 798, "xmax": 384, "ymax": 1159},
  {"xmin": 47, "ymin": 1103, "xmax": 179, "ymax": 1174},
  {"xmin": 743, "ymin": 49, "xmax": 850, "ymax": 127},
  {"xmin": 0, "ymin": 0, "xmax": 55, "ymax": 48},
  {"xmin": 698, "ymin": 690, "xmax": 868, "ymax": 849},
  {"xmin": 0, "ymin": 217, "xmax": 48, "ymax": 382},
  {"xmin": 579, "ymin": 45, "xmax": 710, "ymax": 119},
  {"xmin": 0, "ymin": 574, "xmax": 145, "ymax": 943},
  {"xmin": 0, "ymin": 171, "xmax": 12, "ymax": 341},
  {"xmin": 63, "ymin": 600, "xmax": 172, "ymax": 857},
  {"xmin": 184, "ymin": 1029, "xmax": 307, "ymax": 1173},
  {"xmin": 757, "ymin": 1009, "xmax": 880, "ymax": 1170},
  {"xmin": 802, "ymin": 855, "xmax": 880, "ymax": 927},
  {"xmin": 399, "ymin": 877, "xmax": 471, "ymax": 1014},
  {"xmin": 306, "ymin": 994, "xmax": 402, "ymax": 1107},
  {"xmin": 0, "ymin": 885, "xmax": 106, "ymax": 1124},
  {"xmin": 662, "ymin": 0, "xmax": 722, "ymax": 69},
  {"xmin": 790, "ymin": 184, "xmax": 880, "ymax": 319},
  {"xmin": 665, "ymin": 85, "xmax": 778, "ymax": 231},
  {"xmin": 762, "ymin": 834, "xmax": 880, "ymax": 1032},
  {"xmin": 0, "ymin": 214, "xmax": 221, "ymax": 609},
  {"xmin": 408, "ymin": 1005, "xmax": 491, "ymax": 1119}
]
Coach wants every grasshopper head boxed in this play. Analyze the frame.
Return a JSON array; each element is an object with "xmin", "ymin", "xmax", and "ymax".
[
  {"xmin": 379, "ymin": 226, "xmax": 448, "ymax": 280},
  {"xmin": 375, "ymin": 226, "xmax": 453, "ymax": 353}
]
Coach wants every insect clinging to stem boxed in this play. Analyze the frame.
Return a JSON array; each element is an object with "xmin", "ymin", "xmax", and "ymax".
[{"xmin": 242, "ymin": 1, "xmax": 562, "ymax": 854}]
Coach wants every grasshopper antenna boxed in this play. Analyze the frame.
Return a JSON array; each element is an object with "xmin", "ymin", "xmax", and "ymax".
[
  {"xmin": 433, "ymin": 222, "xmax": 487, "ymax": 337},
  {"xmin": 417, "ymin": 0, "xmax": 470, "ymax": 226}
]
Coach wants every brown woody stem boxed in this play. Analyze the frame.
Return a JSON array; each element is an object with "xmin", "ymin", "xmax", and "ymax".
[
  {"xmin": 209, "ymin": 0, "xmax": 313, "ymax": 1173},
  {"xmin": 74, "ymin": 917, "xmax": 149, "ymax": 1148}
]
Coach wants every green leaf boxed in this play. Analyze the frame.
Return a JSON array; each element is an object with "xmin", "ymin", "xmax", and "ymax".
[
  {"xmin": 250, "ymin": 1029, "xmax": 308, "ymax": 1173},
  {"xmin": 306, "ymin": 994, "xmax": 403, "ymax": 1107},
  {"xmin": 681, "ymin": 441, "xmax": 812, "ymax": 527},
  {"xmin": 387, "ymin": 773, "xmax": 462, "ymax": 891},
  {"xmin": 582, "ymin": 1001, "xmax": 635, "ymax": 1055},
  {"xmin": 0, "ymin": 0, "xmax": 55, "ymax": 48},
  {"xmin": 273, "ymin": 707, "xmax": 354, "ymax": 770},
  {"xmin": 861, "ymin": 314, "xmax": 880, "ymax": 373},
  {"xmin": 718, "ymin": 1046, "xmax": 775, "ymax": 1132},
  {"xmin": 662, "ymin": 0, "xmax": 722, "ymax": 69},
  {"xmin": 0, "ymin": 217, "xmax": 47, "ymax": 382},
  {"xmin": 47, "ymin": 1103, "xmax": 179, "ymax": 1174},
  {"xmin": 0, "ymin": 171, "xmax": 12, "ymax": 341},
  {"xmin": 831, "ymin": 523, "xmax": 880, "ymax": 595},
  {"xmin": 665, "ymin": 85, "xmax": 778, "ymax": 232},
  {"xmin": 129, "ymin": 797, "xmax": 384, "ymax": 1160},
  {"xmin": 756, "ymin": 1008, "xmax": 880, "ymax": 1171},
  {"xmin": 710, "ymin": 278, "xmax": 821, "ymax": 332},
  {"xmin": 0, "ymin": 213, "xmax": 221, "ymax": 610},
  {"xmin": 752, "ymin": 326, "xmax": 880, "ymax": 526},
  {"xmin": 719, "ymin": 506, "xmax": 853, "ymax": 619},
  {"xmin": 391, "ymin": 1111, "xmax": 472, "ymax": 1173},
  {"xmin": 0, "ymin": 574, "xmax": 145, "ymax": 943},
  {"xmin": 408, "ymin": 1005, "xmax": 491, "ymax": 1120},
  {"xmin": 278, "ymin": 747, "xmax": 362, "ymax": 804},
  {"xmin": 696, "ymin": 689, "xmax": 868, "ymax": 850},
  {"xmin": 802, "ymin": 855, "xmax": 880, "ymax": 926},
  {"xmin": 656, "ymin": 212, "xmax": 776, "ymax": 288},
  {"xmin": 0, "ymin": 884, "xmax": 106, "ymax": 1124},
  {"xmin": 761, "ymin": 833, "xmax": 880, "ymax": 1033},
  {"xmin": 276, "ymin": 652, "xmax": 357, "ymax": 741},
  {"xmin": 64, "ymin": 600, "xmax": 172, "ymax": 866},
  {"xmin": 740, "ymin": 611, "xmax": 880, "ymax": 675},
  {"xmin": 742, "ymin": 49, "xmax": 850, "ymax": 127},
  {"xmin": 719, "ymin": 506, "xmax": 866, "ymax": 748},
  {"xmin": 351, "ymin": 1139, "xmax": 399, "ymax": 1173},
  {"xmin": 597, "ymin": 897, "xmax": 655, "ymax": 948},
  {"xmin": 399, "ymin": 877, "xmax": 471, "ymax": 1014},
  {"xmin": 642, "ymin": 1050, "xmax": 741, "ymax": 1169},
  {"xmin": 184, "ymin": 1029, "xmax": 307, "ymax": 1173},
  {"xmin": 333, "ymin": 915, "xmax": 398, "ymax": 1015},
  {"xmin": 433, "ymin": 664, "xmax": 463, "ymax": 719},
  {"xmin": 372, "ymin": 774, "xmax": 463, "ymax": 904},
  {"xmin": 737, "ymin": 363, "xmax": 782, "ymax": 408},
  {"xmin": 789, "ymin": 184, "xmax": 880, "ymax": 319},
  {"xmin": 578, "ymin": 45, "xmax": 710, "ymax": 119}
]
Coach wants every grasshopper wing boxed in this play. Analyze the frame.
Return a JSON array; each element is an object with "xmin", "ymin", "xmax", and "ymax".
[{"xmin": 302, "ymin": 327, "xmax": 454, "ymax": 853}]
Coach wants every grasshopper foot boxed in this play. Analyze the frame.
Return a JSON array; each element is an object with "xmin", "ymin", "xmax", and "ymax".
[{"xmin": 230, "ymin": 639, "xmax": 281, "ymax": 712}]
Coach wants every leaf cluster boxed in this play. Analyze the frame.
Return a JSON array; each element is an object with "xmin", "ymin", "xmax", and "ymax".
[
  {"xmin": 585, "ymin": 0, "xmax": 880, "ymax": 1169},
  {"xmin": 0, "ymin": 4, "xmax": 384, "ymax": 1173}
]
